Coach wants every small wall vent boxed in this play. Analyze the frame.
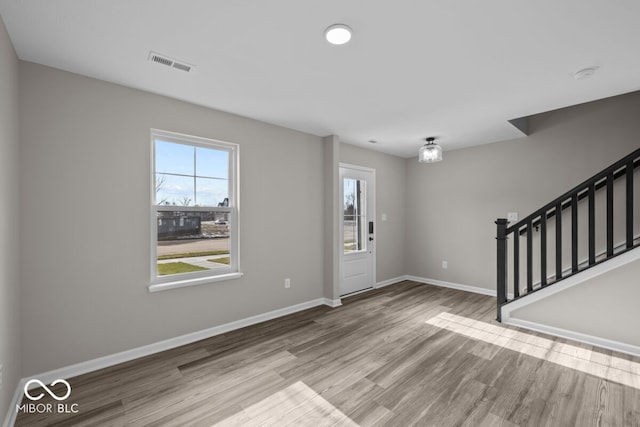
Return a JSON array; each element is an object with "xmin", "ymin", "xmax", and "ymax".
[{"xmin": 148, "ymin": 51, "xmax": 194, "ymax": 73}]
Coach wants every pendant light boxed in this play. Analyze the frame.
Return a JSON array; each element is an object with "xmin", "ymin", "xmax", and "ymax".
[{"xmin": 418, "ymin": 137, "xmax": 442, "ymax": 163}]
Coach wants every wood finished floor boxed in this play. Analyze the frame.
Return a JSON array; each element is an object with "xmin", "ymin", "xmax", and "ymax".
[{"xmin": 15, "ymin": 281, "xmax": 640, "ymax": 426}]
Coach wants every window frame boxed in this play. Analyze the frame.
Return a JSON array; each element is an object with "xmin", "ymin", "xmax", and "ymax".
[{"xmin": 149, "ymin": 129, "xmax": 241, "ymax": 292}]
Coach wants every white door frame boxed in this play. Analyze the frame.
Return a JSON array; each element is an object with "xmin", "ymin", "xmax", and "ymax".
[{"xmin": 339, "ymin": 163, "xmax": 376, "ymax": 296}]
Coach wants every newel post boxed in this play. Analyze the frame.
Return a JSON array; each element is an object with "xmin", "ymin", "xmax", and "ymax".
[{"xmin": 496, "ymin": 218, "xmax": 508, "ymax": 322}]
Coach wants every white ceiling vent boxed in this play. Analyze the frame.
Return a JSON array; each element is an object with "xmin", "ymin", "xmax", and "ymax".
[{"xmin": 148, "ymin": 51, "xmax": 193, "ymax": 73}]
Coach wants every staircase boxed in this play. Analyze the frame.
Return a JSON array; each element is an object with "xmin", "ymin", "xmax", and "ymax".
[{"xmin": 495, "ymin": 148, "xmax": 640, "ymax": 322}]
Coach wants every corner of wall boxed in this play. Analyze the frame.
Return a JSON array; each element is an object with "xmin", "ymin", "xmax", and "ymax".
[
  {"xmin": 0, "ymin": 11, "xmax": 22, "ymax": 425},
  {"xmin": 323, "ymin": 135, "xmax": 341, "ymax": 302}
]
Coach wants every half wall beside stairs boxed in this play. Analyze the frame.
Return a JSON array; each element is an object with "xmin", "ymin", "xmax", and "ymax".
[{"xmin": 502, "ymin": 245, "xmax": 640, "ymax": 356}]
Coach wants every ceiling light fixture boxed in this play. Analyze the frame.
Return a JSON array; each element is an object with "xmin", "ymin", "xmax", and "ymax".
[
  {"xmin": 325, "ymin": 24, "xmax": 352, "ymax": 45},
  {"xmin": 418, "ymin": 137, "xmax": 442, "ymax": 163}
]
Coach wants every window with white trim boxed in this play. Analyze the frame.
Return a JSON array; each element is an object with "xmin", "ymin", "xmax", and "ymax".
[{"xmin": 150, "ymin": 129, "xmax": 240, "ymax": 292}]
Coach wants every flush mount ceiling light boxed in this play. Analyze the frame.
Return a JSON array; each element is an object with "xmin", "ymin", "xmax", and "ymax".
[
  {"xmin": 418, "ymin": 137, "xmax": 442, "ymax": 163},
  {"xmin": 325, "ymin": 24, "xmax": 352, "ymax": 45}
]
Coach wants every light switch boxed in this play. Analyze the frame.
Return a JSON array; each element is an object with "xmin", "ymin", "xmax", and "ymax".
[{"xmin": 381, "ymin": 213, "xmax": 388, "ymax": 222}]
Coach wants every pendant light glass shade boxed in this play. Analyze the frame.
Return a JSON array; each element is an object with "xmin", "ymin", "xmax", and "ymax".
[{"xmin": 418, "ymin": 137, "xmax": 442, "ymax": 163}]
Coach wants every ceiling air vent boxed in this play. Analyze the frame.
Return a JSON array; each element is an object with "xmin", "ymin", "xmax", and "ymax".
[
  {"xmin": 148, "ymin": 51, "xmax": 194, "ymax": 73},
  {"xmin": 172, "ymin": 62, "xmax": 192, "ymax": 72}
]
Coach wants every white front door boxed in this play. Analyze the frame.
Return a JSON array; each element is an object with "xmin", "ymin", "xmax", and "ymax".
[{"xmin": 340, "ymin": 164, "xmax": 375, "ymax": 296}]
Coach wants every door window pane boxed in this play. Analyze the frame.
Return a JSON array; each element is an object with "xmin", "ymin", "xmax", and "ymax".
[{"xmin": 343, "ymin": 178, "xmax": 366, "ymax": 253}]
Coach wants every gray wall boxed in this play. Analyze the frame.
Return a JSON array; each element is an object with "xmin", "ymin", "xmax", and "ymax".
[
  {"xmin": 323, "ymin": 136, "xmax": 340, "ymax": 301},
  {"xmin": 511, "ymin": 257, "xmax": 640, "ymax": 347},
  {"xmin": 0, "ymin": 15, "xmax": 20, "ymax": 419},
  {"xmin": 340, "ymin": 143, "xmax": 407, "ymax": 283},
  {"xmin": 19, "ymin": 62, "xmax": 325, "ymax": 376},
  {"xmin": 406, "ymin": 91, "xmax": 640, "ymax": 291}
]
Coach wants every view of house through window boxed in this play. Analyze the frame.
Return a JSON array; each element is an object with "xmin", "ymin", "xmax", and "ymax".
[{"xmin": 152, "ymin": 130, "xmax": 238, "ymax": 285}]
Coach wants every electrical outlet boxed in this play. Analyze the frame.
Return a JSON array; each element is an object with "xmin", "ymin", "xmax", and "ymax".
[
  {"xmin": 284, "ymin": 278, "xmax": 291, "ymax": 289},
  {"xmin": 442, "ymin": 261, "xmax": 448, "ymax": 269},
  {"xmin": 507, "ymin": 212, "xmax": 519, "ymax": 222}
]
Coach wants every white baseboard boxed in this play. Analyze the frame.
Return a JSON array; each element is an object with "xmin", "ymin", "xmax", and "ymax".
[
  {"xmin": 323, "ymin": 298, "xmax": 342, "ymax": 308},
  {"xmin": 35, "ymin": 298, "xmax": 332, "ymax": 384},
  {"xmin": 375, "ymin": 276, "xmax": 407, "ymax": 289},
  {"xmin": 406, "ymin": 275, "xmax": 496, "ymax": 297},
  {"xmin": 503, "ymin": 317, "xmax": 640, "ymax": 358},
  {"xmin": 408, "ymin": 274, "xmax": 640, "ymax": 358},
  {"xmin": 3, "ymin": 297, "xmax": 337, "ymax": 427}
]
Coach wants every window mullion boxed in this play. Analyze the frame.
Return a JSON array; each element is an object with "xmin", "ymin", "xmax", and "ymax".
[
  {"xmin": 193, "ymin": 146, "xmax": 197, "ymax": 206},
  {"xmin": 156, "ymin": 205, "xmax": 232, "ymax": 213}
]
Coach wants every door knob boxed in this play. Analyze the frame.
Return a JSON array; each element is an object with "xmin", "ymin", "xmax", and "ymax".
[{"xmin": 369, "ymin": 237, "xmax": 374, "ymax": 241}]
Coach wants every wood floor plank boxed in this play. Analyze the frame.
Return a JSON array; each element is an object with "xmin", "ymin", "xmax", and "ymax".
[
  {"xmin": 14, "ymin": 280, "xmax": 640, "ymax": 426},
  {"xmin": 320, "ymin": 377, "xmax": 386, "ymax": 418},
  {"xmin": 622, "ymin": 381, "xmax": 640, "ymax": 426},
  {"xmin": 538, "ymin": 367, "xmax": 587, "ymax": 427},
  {"xmin": 347, "ymin": 400, "xmax": 393, "ymax": 427}
]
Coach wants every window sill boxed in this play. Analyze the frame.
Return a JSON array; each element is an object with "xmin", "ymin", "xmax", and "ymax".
[{"xmin": 148, "ymin": 272, "xmax": 243, "ymax": 293}]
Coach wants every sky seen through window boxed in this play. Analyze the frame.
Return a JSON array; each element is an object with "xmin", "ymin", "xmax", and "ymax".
[{"xmin": 155, "ymin": 140, "xmax": 229, "ymax": 207}]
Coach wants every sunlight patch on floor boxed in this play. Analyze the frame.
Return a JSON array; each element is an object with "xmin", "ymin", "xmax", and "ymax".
[
  {"xmin": 426, "ymin": 312, "xmax": 640, "ymax": 390},
  {"xmin": 213, "ymin": 381, "xmax": 359, "ymax": 427}
]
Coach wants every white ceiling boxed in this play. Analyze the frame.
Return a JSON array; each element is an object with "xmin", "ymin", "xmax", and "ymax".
[{"xmin": 2, "ymin": 0, "xmax": 640, "ymax": 158}]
